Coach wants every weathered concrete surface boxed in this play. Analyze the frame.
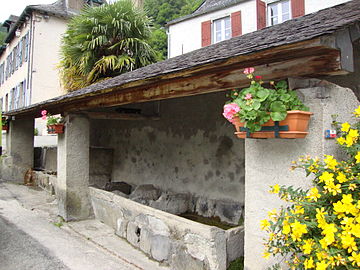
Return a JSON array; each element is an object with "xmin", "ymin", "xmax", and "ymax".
[
  {"xmin": 1, "ymin": 117, "xmax": 34, "ymax": 181},
  {"xmin": 57, "ymin": 114, "xmax": 92, "ymax": 221},
  {"xmin": 90, "ymin": 92, "xmax": 245, "ymax": 203},
  {"xmin": 244, "ymin": 83, "xmax": 360, "ymax": 269},
  {"xmin": 0, "ymin": 215, "xmax": 69, "ymax": 270},
  {"xmin": 89, "ymin": 147, "xmax": 113, "ymax": 188},
  {"xmin": 90, "ymin": 187, "xmax": 242, "ymax": 270},
  {"xmin": 0, "ymin": 181, "xmax": 168, "ymax": 270}
]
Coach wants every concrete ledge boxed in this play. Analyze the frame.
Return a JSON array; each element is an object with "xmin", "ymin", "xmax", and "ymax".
[{"xmin": 89, "ymin": 187, "xmax": 243, "ymax": 270}]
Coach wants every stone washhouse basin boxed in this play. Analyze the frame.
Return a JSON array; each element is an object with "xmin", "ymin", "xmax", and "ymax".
[{"xmin": 89, "ymin": 187, "xmax": 244, "ymax": 270}]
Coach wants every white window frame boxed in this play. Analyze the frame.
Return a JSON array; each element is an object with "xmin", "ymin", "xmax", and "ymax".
[
  {"xmin": 212, "ymin": 16, "xmax": 231, "ymax": 44},
  {"xmin": 267, "ymin": 0, "xmax": 291, "ymax": 26}
]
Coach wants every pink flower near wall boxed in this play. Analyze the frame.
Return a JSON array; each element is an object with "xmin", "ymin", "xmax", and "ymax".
[
  {"xmin": 223, "ymin": 103, "xmax": 240, "ymax": 122},
  {"xmin": 243, "ymin": 67, "xmax": 255, "ymax": 74}
]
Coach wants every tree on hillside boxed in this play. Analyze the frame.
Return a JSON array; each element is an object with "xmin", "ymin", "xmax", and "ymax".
[
  {"xmin": 144, "ymin": 0, "xmax": 202, "ymax": 60},
  {"xmin": 0, "ymin": 24, "xmax": 7, "ymax": 45},
  {"xmin": 59, "ymin": 0, "xmax": 156, "ymax": 91}
]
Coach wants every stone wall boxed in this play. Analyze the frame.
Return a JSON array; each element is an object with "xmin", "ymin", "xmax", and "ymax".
[
  {"xmin": 244, "ymin": 82, "xmax": 360, "ymax": 269},
  {"xmin": 90, "ymin": 187, "xmax": 244, "ymax": 270},
  {"xmin": 90, "ymin": 92, "xmax": 245, "ymax": 203}
]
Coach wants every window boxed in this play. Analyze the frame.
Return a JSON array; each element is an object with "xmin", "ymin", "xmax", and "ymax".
[
  {"xmin": 213, "ymin": 16, "xmax": 231, "ymax": 43},
  {"xmin": 24, "ymin": 32, "xmax": 30, "ymax": 62},
  {"xmin": 5, "ymin": 94, "xmax": 8, "ymax": 112},
  {"xmin": 268, "ymin": 0, "xmax": 291, "ymax": 26}
]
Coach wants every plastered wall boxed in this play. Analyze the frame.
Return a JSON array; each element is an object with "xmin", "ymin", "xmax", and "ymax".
[
  {"xmin": 90, "ymin": 91, "xmax": 245, "ymax": 203},
  {"xmin": 244, "ymin": 83, "xmax": 360, "ymax": 269}
]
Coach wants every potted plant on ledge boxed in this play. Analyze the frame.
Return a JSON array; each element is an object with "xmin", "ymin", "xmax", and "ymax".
[
  {"xmin": 41, "ymin": 110, "xmax": 64, "ymax": 134},
  {"xmin": 2, "ymin": 117, "xmax": 9, "ymax": 131},
  {"xmin": 223, "ymin": 68, "xmax": 313, "ymax": 139}
]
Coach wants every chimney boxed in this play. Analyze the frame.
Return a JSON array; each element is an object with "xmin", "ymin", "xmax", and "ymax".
[{"xmin": 66, "ymin": 0, "xmax": 85, "ymax": 11}]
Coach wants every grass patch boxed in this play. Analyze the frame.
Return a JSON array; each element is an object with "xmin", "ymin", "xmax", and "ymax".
[{"xmin": 227, "ymin": 256, "xmax": 244, "ymax": 270}]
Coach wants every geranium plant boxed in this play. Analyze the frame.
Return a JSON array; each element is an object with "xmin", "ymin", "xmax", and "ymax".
[
  {"xmin": 261, "ymin": 106, "xmax": 360, "ymax": 269},
  {"xmin": 223, "ymin": 68, "xmax": 309, "ymax": 133},
  {"xmin": 41, "ymin": 110, "xmax": 63, "ymax": 126}
]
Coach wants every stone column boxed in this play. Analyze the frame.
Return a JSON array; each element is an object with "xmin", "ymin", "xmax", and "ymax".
[
  {"xmin": 1, "ymin": 117, "xmax": 34, "ymax": 181},
  {"xmin": 57, "ymin": 113, "xmax": 92, "ymax": 221},
  {"xmin": 243, "ymin": 83, "xmax": 360, "ymax": 269}
]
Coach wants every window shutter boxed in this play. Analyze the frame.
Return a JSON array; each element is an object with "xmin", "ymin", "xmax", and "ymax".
[
  {"xmin": 256, "ymin": 0, "xmax": 266, "ymax": 30},
  {"xmin": 231, "ymin": 11, "xmax": 242, "ymax": 37},
  {"xmin": 201, "ymin": 20, "xmax": 212, "ymax": 47},
  {"xmin": 291, "ymin": 0, "xmax": 305, "ymax": 18}
]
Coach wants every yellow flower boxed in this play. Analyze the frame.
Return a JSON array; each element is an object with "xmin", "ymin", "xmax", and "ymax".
[
  {"xmin": 336, "ymin": 172, "xmax": 348, "ymax": 183},
  {"xmin": 353, "ymin": 105, "xmax": 360, "ymax": 117},
  {"xmin": 290, "ymin": 220, "xmax": 307, "ymax": 241},
  {"xmin": 304, "ymin": 257, "xmax": 315, "ymax": 269},
  {"xmin": 263, "ymin": 251, "xmax": 271, "ymax": 259},
  {"xmin": 291, "ymin": 205, "xmax": 304, "ymax": 215},
  {"xmin": 268, "ymin": 209, "xmax": 277, "ymax": 221},
  {"xmin": 316, "ymin": 260, "xmax": 329, "ymax": 270},
  {"xmin": 355, "ymin": 152, "xmax": 360, "ymax": 163},
  {"xmin": 324, "ymin": 155, "xmax": 338, "ymax": 170},
  {"xmin": 341, "ymin": 122, "xmax": 351, "ymax": 133},
  {"xmin": 349, "ymin": 183, "xmax": 357, "ymax": 191},
  {"xmin": 349, "ymin": 252, "xmax": 360, "ymax": 267},
  {"xmin": 260, "ymin": 219, "xmax": 270, "ymax": 230},
  {"xmin": 319, "ymin": 172, "xmax": 334, "ymax": 183},
  {"xmin": 340, "ymin": 232, "xmax": 358, "ymax": 253},
  {"xmin": 337, "ymin": 137, "xmax": 346, "ymax": 145},
  {"xmin": 302, "ymin": 239, "xmax": 314, "ymax": 254},
  {"xmin": 307, "ymin": 187, "xmax": 321, "ymax": 201},
  {"xmin": 269, "ymin": 184, "xmax": 280, "ymax": 194}
]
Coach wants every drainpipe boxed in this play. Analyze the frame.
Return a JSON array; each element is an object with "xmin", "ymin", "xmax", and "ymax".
[
  {"xmin": 166, "ymin": 27, "xmax": 170, "ymax": 59},
  {"xmin": 28, "ymin": 13, "xmax": 36, "ymax": 106}
]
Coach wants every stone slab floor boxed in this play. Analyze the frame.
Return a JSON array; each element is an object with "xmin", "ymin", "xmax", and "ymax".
[{"xmin": 0, "ymin": 181, "xmax": 169, "ymax": 270}]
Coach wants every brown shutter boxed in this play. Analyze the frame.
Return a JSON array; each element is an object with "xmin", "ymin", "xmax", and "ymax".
[
  {"xmin": 231, "ymin": 11, "xmax": 242, "ymax": 37},
  {"xmin": 256, "ymin": 0, "xmax": 266, "ymax": 30},
  {"xmin": 291, "ymin": 0, "xmax": 305, "ymax": 18},
  {"xmin": 201, "ymin": 20, "xmax": 212, "ymax": 47}
]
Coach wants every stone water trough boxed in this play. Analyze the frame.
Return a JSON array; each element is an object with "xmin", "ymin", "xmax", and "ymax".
[{"xmin": 89, "ymin": 183, "xmax": 244, "ymax": 270}]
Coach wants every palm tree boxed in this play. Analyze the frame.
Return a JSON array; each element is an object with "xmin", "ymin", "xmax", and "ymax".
[{"xmin": 60, "ymin": 0, "xmax": 156, "ymax": 91}]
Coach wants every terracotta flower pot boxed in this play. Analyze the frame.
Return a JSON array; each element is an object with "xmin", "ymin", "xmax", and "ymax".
[
  {"xmin": 232, "ymin": 110, "xmax": 313, "ymax": 139},
  {"xmin": 47, "ymin": 124, "xmax": 64, "ymax": 134}
]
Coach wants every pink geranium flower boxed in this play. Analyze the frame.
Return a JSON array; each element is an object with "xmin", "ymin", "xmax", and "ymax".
[
  {"xmin": 243, "ymin": 67, "xmax": 255, "ymax": 74},
  {"xmin": 41, "ymin": 110, "xmax": 47, "ymax": 116},
  {"xmin": 245, "ymin": 93, "xmax": 252, "ymax": 100},
  {"xmin": 223, "ymin": 103, "xmax": 240, "ymax": 122}
]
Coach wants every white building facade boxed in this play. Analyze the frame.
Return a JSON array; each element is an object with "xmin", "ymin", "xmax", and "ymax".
[{"xmin": 166, "ymin": 0, "xmax": 352, "ymax": 58}]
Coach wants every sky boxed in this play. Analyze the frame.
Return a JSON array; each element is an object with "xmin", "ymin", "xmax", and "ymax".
[{"xmin": 0, "ymin": 0, "xmax": 56, "ymax": 23}]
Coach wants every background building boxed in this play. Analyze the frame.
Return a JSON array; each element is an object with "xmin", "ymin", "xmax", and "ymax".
[{"xmin": 166, "ymin": 0, "xmax": 351, "ymax": 58}]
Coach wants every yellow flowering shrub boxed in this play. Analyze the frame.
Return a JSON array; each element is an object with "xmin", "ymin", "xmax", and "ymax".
[{"xmin": 262, "ymin": 106, "xmax": 360, "ymax": 270}]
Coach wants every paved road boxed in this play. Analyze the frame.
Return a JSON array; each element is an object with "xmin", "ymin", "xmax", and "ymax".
[
  {"xmin": 0, "ymin": 215, "xmax": 69, "ymax": 270},
  {"xmin": 0, "ymin": 182, "xmax": 139, "ymax": 270}
]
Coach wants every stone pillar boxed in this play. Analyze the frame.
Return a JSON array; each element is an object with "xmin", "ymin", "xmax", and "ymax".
[
  {"xmin": 1, "ymin": 117, "xmax": 34, "ymax": 181},
  {"xmin": 243, "ymin": 83, "xmax": 360, "ymax": 269},
  {"xmin": 57, "ymin": 113, "xmax": 92, "ymax": 221}
]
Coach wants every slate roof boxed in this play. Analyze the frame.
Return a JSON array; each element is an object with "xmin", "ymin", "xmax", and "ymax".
[
  {"xmin": 7, "ymin": 0, "xmax": 360, "ymax": 115},
  {"xmin": 167, "ymin": 0, "xmax": 246, "ymax": 26},
  {"xmin": 3, "ymin": 0, "xmax": 70, "ymax": 44}
]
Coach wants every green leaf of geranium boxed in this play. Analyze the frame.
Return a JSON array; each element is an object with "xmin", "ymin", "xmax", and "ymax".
[
  {"xmin": 252, "ymin": 100, "xmax": 261, "ymax": 110},
  {"xmin": 280, "ymin": 94, "xmax": 291, "ymax": 102},
  {"xmin": 270, "ymin": 111, "xmax": 287, "ymax": 121},
  {"xmin": 270, "ymin": 101, "xmax": 287, "ymax": 112},
  {"xmin": 276, "ymin": 80, "xmax": 288, "ymax": 90},
  {"xmin": 256, "ymin": 88, "xmax": 270, "ymax": 101}
]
